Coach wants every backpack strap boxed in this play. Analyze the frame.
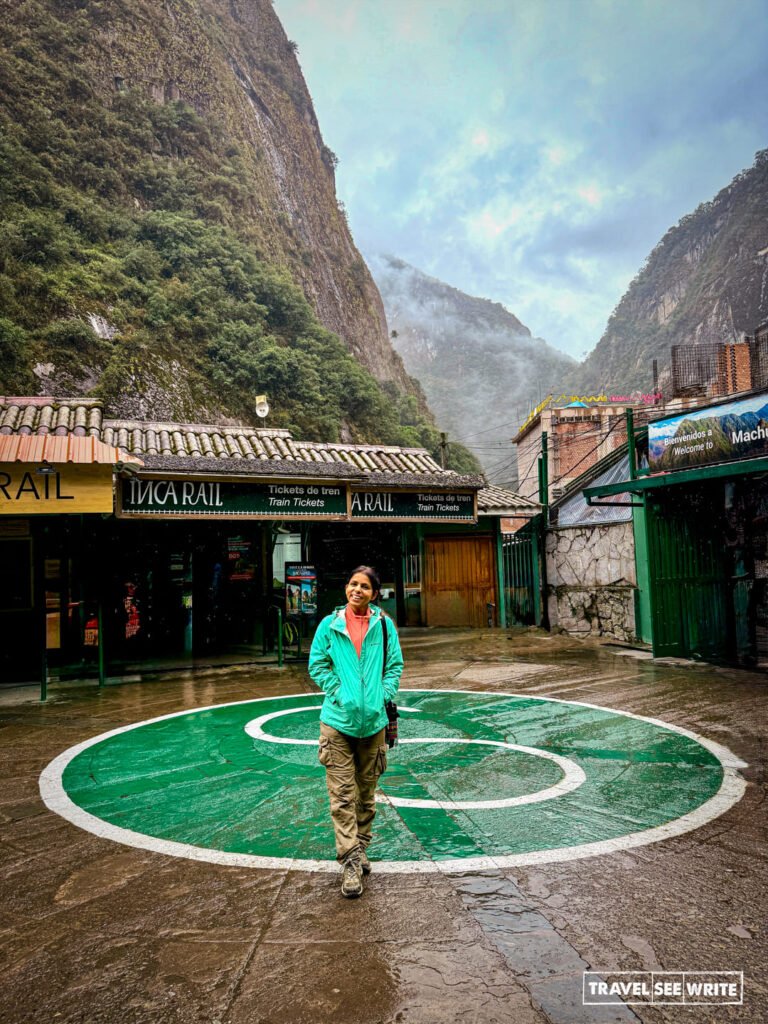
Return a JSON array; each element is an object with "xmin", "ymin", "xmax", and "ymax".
[{"xmin": 381, "ymin": 611, "xmax": 388, "ymax": 679}]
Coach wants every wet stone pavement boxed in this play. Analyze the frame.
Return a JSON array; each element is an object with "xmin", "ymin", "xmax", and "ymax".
[{"xmin": 0, "ymin": 629, "xmax": 765, "ymax": 1024}]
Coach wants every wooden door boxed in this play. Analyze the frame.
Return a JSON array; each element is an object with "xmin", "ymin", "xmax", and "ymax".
[{"xmin": 424, "ymin": 536, "xmax": 496, "ymax": 627}]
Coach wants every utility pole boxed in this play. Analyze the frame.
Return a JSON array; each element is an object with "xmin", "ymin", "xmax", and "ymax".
[
  {"xmin": 538, "ymin": 431, "xmax": 549, "ymax": 515},
  {"xmin": 626, "ymin": 407, "xmax": 637, "ymax": 480},
  {"xmin": 537, "ymin": 431, "xmax": 550, "ymax": 631}
]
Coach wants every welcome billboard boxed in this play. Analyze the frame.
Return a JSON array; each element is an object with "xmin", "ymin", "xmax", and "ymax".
[{"xmin": 648, "ymin": 391, "xmax": 768, "ymax": 472}]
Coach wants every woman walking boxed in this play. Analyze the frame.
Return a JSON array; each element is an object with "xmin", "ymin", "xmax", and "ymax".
[{"xmin": 309, "ymin": 566, "xmax": 403, "ymax": 897}]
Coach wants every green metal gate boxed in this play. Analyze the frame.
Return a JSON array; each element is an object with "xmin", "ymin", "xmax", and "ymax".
[
  {"xmin": 645, "ymin": 486, "xmax": 731, "ymax": 661},
  {"xmin": 502, "ymin": 518, "xmax": 541, "ymax": 626}
]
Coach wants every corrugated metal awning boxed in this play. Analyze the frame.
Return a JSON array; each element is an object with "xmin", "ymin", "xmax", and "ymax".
[
  {"xmin": 0, "ymin": 434, "xmax": 141, "ymax": 465},
  {"xmin": 584, "ymin": 455, "xmax": 768, "ymax": 500},
  {"xmin": 556, "ymin": 454, "xmax": 634, "ymax": 525}
]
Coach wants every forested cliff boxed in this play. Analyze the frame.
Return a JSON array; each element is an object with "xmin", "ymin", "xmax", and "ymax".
[
  {"xmin": 0, "ymin": 0, "xmax": 476, "ymax": 465},
  {"xmin": 567, "ymin": 149, "xmax": 768, "ymax": 392}
]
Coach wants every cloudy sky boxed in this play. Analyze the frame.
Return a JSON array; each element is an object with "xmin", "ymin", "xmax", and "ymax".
[{"xmin": 276, "ymin": 0, "xmax": 768, "ymax": 361}]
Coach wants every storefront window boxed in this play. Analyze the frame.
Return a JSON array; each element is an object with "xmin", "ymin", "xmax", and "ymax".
[{"xmin": 272, "ymin": 532, "xmax": 302, "ymax": 587}]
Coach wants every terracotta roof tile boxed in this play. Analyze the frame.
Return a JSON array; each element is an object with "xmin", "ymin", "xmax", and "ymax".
[
  {"xmin": 224, "ymin": 434, "xmax": 241, "ymax": 458},
  {"xmin": 236, "ymin": 435, "xmax": 255, "ymax": 459},
  {"xmin": 73, "ymin": 406, "xmax": 88, "ymax": 435},
  {"xmin": 88, "ymin": 407, "xmax": 102, "ymax": 435},
  {"xmin": 19, "ymin": 406, "xmax": 37, "ymax": 433},
  {"xmin": 38, "ymin": 406, "xmax": 54, "ymax": 432},
  {"xmin": 0, "ymin": 399, "xmax": 482, "ymax": 487},
  {"xmin": 0, "ymin": 406, "xmax": 17, "ymax": 433},
  {"xmin": 244, "ymin": 435, "xmax": 261, "ymax": 458},
  {"xmin": 54, "ymin": 406, "xmax": 71, "ymax": 434},
  {"xmin": 273, "ymin": 436, "xmax": 290, "ymax": 458},
  {"xmin": 0, "ymin": 434, "xmax": 139, "ymax": 465}
]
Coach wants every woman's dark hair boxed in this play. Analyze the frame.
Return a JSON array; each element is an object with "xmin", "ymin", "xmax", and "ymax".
[{"xmin": 347, "ymin": 565, "xmax": 381, "ymax": 596}]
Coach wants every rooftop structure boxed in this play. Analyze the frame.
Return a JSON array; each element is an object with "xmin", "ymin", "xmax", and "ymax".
[{"xmin": 0, "ymin": 397, "xmax": 537, "ymax": 516}]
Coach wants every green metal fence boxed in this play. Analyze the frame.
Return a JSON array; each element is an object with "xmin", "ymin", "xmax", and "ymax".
[
  {"xmin": 501, "ymin": 521, "xmax": 540, "ymax": 626},
  {"xmin": 645, "ymin": 487, "xmax": 730, "ymax": 661}
]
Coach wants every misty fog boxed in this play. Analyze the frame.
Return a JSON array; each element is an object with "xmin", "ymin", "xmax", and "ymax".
[{"xmin": 368, "ymin": 255, "xmax": 576, "ymax": 485}]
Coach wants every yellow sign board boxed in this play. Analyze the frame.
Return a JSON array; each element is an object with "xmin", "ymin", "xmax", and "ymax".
[{"xmin": 0, "ymin": 464, "xmax": 114, "ymax": 515}]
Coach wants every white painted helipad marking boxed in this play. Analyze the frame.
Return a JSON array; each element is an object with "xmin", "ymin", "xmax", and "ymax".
[
  {"xmin": 39, "ymin": 689, "xmax": 748, "ymax": 873},
  {"xmin": 243, "ymin": 705, "xmax": 586, "ymax": 809}
]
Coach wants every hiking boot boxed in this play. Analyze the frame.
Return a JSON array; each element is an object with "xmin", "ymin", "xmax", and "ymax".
[
  {"xmin": 340, "ymin": 857, "xmax": 363, "ymax": 898},
  {"xmin": 359, "ymin": 849, "xmax": 371, "ymax": 875}
]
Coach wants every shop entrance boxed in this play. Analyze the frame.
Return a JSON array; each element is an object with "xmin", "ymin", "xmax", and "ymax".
[
  {"xmin": 309, "ymin": 523, "xmax": 402, "ymax": 623},
  {"xmin": 106, "ymin": 520, "xmax": 264, "ymax": 667},
  {"xmin": 423, "ymin": 536, "xmax": 496, "ymax": 627}
]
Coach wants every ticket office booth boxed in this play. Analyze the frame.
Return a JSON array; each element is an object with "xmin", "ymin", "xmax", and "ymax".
[
  {"xmin": 99, "ymin": 518, "xmax": 267, "ymax": 666},
  {"xmin": 115, "ymin": 472, "xmax": 352, "ymax": 665},
  {"xmin": 0, "ymin": 517, "xmax": 38, "ymax": 683},
  {"xmin": 118, "ymin": 476, "xmax": 489, "ymax": 642},
  {"xmin": 337, "ymin": 488, "xmax": 500, "ymax": 629},
  {"xmin": 0, "ymin": 461, "xmax": 115, "ymax": 685}
]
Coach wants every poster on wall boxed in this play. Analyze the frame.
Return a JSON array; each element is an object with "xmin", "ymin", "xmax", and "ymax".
[
  {"xmin": 227, "ymin": 536, "xmax": 256, "ymax": 582},
  {"xmin": 285, "ymin": 563, "xmax": 317, "ymax": 619},
  {"xmin": 648, "ymin": 391, "xmax": 768, "ymax": 473}
]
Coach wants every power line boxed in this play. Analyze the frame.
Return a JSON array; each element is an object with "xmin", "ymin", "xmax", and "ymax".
[
  {"xmin": 549, "ymin": 417, "xmax": 625, "ymax": 485},
  {"xmin": 482, "ymin": 416, "xmax": 627, "ymax": 496}
]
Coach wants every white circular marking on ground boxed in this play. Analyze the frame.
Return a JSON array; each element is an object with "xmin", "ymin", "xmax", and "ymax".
[
  {"xmin": 243, "ymin": 705, "xmax": 586, "ymax": 809},
  {"xmin": 39, "ymin": 689, "xmax": 748, "ymax": 874}
]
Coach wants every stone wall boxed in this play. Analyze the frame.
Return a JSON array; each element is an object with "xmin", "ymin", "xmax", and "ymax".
[{"xmin": 546, "ymin": 521, "xmax": 637, "ymax": 641}]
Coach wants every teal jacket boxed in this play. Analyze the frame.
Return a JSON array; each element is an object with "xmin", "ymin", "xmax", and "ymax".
[{"xmin": 309, "ymin": 605, "xmax": 404, "ymax": 738}]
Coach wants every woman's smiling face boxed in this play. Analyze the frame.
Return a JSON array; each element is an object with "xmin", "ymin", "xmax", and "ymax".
[{"xmin": 345, "ymin": 572, "xmax": 376, "ymax": 613}]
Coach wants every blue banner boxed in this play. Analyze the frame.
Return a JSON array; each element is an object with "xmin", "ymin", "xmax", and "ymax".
[{"xmin": 648, "ymin": 391, "xmax": 768, "ymax": 472}]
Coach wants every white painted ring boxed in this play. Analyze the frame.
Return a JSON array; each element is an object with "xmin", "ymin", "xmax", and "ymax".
[
  {"xmin": 39, "ymin": 689, "xmax": 748, "ymax": 873},
  {"xmin": 243, "ymin": 705, "xmax": 586, "ymax": 810}
]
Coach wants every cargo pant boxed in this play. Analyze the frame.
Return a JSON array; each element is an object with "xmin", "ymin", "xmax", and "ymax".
[{"xmin": 318, "ymin": 722, "xmax": 388, "ymax": 862}]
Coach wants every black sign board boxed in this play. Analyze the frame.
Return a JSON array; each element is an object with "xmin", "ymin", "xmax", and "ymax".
[
  {"xmin": 350, "ymin": 490, "xmax": 476, "ymax": 521},
  {"xmin": 120, "ymin": 478, "xmax": 347, "ymax": 519}
]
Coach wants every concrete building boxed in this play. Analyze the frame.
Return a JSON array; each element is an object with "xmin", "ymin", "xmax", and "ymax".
[{"xmin": 514, "ymin": 401, "xmax": 639, "ymax": 504}]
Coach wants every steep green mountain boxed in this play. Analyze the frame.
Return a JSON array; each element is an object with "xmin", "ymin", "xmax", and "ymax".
[
  {"xmin": 0, "ymin": 0, "xmax": 477, "ymax": 469},
  {"xmin": 567, "ymin": 149, "xmax": 768, "ymax": 393},
  {"xmin": 369, "ymin": 255, "xmax": 575, "ymax": 482}
]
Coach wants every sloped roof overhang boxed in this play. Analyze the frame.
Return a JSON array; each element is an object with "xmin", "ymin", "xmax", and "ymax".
[
  {"xmin": 476, "ymin": 487, "xmax": 541, "ymax": 517},
  {"xmin": 584, "ymin": 455, "xmax": 768, "ymax": 503},
  {"xmin": 0, "ymin": 434, "xmax": 141, "ymax": 466},
  {"xmin": 124, "ymin": 454, "xmax": 484, "ymax": 490}
]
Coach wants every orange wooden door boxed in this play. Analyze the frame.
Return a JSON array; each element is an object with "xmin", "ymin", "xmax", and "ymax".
[{"xmin": 423, "ymin": 537, "xmax": 496, "ymax": 627}]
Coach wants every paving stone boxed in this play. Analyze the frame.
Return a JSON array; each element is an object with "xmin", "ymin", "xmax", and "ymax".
[{"xmin": 529, "ymin": 974, "xmax": 641, "ymax": 1024}]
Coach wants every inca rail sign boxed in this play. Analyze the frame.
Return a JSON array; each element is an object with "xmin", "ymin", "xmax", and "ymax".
[
  {"xmin": 350, "ymin": 490, "xmax": 475, "ymax": 521},
  {"xmin": 119, "ymin": 478, "xmax": 348, "ymax": 519}
]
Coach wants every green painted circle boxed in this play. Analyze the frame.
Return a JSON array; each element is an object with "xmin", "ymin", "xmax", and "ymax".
[{"xmin": 43, "ymin": 690, "xmax": 743, "ymax": 870}]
